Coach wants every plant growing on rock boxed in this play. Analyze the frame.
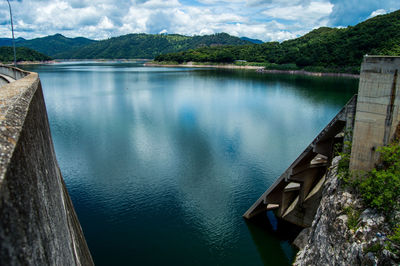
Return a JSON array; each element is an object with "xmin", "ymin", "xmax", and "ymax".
[
  {"xmin": 343, "ymin": 206, "xmax": 361, "ymax": 231},
  {"xmin": 359, "ymin": 142, "xmax": 400, "ymax": 218},
  {"xmin": 387, "ymin": 225, "xmax": 400, "ymax": 255}
]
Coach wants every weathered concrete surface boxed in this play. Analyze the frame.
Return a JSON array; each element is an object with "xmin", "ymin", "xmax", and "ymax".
[
  {"xmin": 0, "ymin": 66, "xmax": 93, "ymax": 265},
  {"xmin": 350, "ymin": 56, "xmax": 400, "ymax": 171},
  {"xmin": 243, "ymin": 95, "xmax": 357, "ymax": 227},
  {"xmin": 0, "ymin": 73, "xmax": 15, "ymax": 87}
]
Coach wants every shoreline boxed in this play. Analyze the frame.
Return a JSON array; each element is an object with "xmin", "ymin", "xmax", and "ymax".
[
  {"xmin": 256, "ymin": 68, "xmax": 360, "ymax": 79},
  {"xmin": 145, "ymin": 62, "xmax": 360, "ymax": 79},
  {"xmin": 1, "ymin": 60, "xmax": 56, "ymax": 66},
  {"xmin": 1, "ymin": 59, "xmax": 152, "ymax": 66},
  {"xmin": 7, "ymin": 60, "xmax": 360, "ymax": 79},
  {"xmin": 144, "ymin": 62, "xmax": 263, "ymax": 70}
]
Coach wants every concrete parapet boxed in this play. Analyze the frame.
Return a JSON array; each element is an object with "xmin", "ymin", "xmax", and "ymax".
[
  {"xmin": 350, "ymin": 56, "xmax": 400, "ymax": 171},
  {"xmin": 0, "ymin": 66, "xmax": 93, "ymax": 265},
  {"xmin": 0, "ymin": 65, "xmax": 29, "ymax": 81}
]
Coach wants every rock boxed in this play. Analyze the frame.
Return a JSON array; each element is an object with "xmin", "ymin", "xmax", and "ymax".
[
  {"xmin": 293, "ymin": 156, "xmax": 398, "ymax": 265},
  {"xmin": 293, "ymin": 227, "xmax": 311, "ymax": 250}
]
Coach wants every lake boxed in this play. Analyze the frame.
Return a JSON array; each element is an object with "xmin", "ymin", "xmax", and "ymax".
[{"xmin": 22, "ymin": 62, "xmax": 358, "ymax": 265}]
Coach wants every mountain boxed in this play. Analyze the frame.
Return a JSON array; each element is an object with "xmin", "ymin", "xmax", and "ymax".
[
  {"xmin": 240, "ymin": 37, "xmax": 263, "ymax": 44},
  {"xmin": 13, "ymin": 34, "xmax": 96, "ymax": 58},
  {"xmin": 0, "ymin": 37, "xmax": 25, "ymax": 47},
  {"xmin": 54, "ymin": 33, "xmax": 252, "ymax": 59},
  {"xmin": 0, "ymin": 34, "xmax": 95, "ymax": 58},
  {"xmin": 0, "ymin": 46, "xmax": 52, "ymax": 63},
  {"xmin": 155, "ymin": 10, "xmax": 400, "ymax": 73}
]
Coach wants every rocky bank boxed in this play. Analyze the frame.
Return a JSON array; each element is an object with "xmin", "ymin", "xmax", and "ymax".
[{"xmin": 294, "ymin": 156, "xmax": 399, "ymax": 265}]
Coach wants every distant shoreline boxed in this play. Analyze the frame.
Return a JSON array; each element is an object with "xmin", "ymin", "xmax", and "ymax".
[
  {"xmin": 144, "ymin": 62, "xmax": 360, "ymax": 79},
  {"xmin": 18, "ymin": 60, "xmax": 56, "ymax": 65},
  {"xmin": 144, "ymin": 62, "xmax": 262, "ymax": 70},
  {"xmin": 256, "ymin": 68, "xmax": 360, "ymax": 79},
  {"xmin": 4, "ymin": 59, "xmax": 151, "ymax": 66},
  {"xmin": 8, "ymin": 60, "xmax": 360, "ymax": 79},
  {"xmin": 0, "ymin": 61, "xmax": 56, "ymax": 66}
]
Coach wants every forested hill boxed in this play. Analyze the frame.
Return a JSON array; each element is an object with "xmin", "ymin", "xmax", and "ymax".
[
  {"xmin": 0, "ymin": 34, "xmax": 95, "ymax": 58},
  {"xmin": 0, "ymin": 46, "xmax": 52, "ymax": 63},
  {"xmin": 155, "ymin": 9, "xmax": 400, "ymax": 73},
  {"xmin": 55, "ymin": 33, "xmax": 252, "ymax": 59}
]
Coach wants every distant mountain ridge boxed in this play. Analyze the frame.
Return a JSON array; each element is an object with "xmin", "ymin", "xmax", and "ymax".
[
  {"xmin": 0, "ymin": 37, "xmax": 26, "ymax": 47},
  {"xmin": 1, "ymin": 34, "xmax": 95, "ymax": 58},
  {"xmin": 155, "ymin": 9, "xmax": 400, "ymax": 73},
  {"xmin": 54, "ymin": 33, "xmax": 252, "ymax": 59},
  {"xmin": 240, "ymin": 37, "xmax": 263, "ymax": 44},
  {"xmin": 0, "ymin": 33, "xmax": 253, "ymax": 59}
]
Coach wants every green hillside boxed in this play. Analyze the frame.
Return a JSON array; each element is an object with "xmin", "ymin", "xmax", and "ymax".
[
  {"xmin": 55, "ymin": 33, "xmax": 251, "ymax": 59},
  {"xmin": 0, "ymin": 37, "xmax": 26, "ymax": 47},
  {"xmin": 9, "ymin": 34, "xmax": 96, "ymax": 58},
  {"xmin": 0, "ymin": 46, "xmax": 52, "ymax": 63},
  {"xmin": 155, "ymin": 10, "xmax": 400, "ymax": 73}
]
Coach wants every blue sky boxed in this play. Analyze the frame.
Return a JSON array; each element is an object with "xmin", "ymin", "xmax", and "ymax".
[{"xmin": 0, "ymin": 0, "xmax": 399, "ymax": 41}]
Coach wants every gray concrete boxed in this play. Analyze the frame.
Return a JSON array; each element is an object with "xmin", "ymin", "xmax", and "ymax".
[
  {"xmin": 244, "ymin": 56, "xmax": 400, "ymax": 229},
  {"xmin": 0, "ymin": 65, "xmax": 93, "ymax": 265},
  {"xmin": 0, "ymin": 73, "xmax": 15, "ymax": 87},
  {"xmin": 350, "ymin": 56, "xmax": 400, "ymax": 171},
  {"xmin": 0, "ymin": 65, "xmax": 28, "ymax": 80},
  {"xmin": 243, "ymin": 95, "xmax": 357, "ymax": 227}
]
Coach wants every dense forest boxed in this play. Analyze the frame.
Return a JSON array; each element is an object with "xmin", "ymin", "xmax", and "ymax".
[
  {"xmin": 0, "ymin": 34, "xmax": 95, "ymax": 58},
  {"xmin": 155, "ymin": 10, "xmax": 400, "ymax": 73},
  {"xmin": 0, "ymin": 47, "xmax": 51, "ymax": 63},
  {"xmin": 0, "ymin": 33, "xmax": 252, "ymax": 59},
  {"xmin": 56, "ymin": 33, "xmax": 251, "ymax": 59}
]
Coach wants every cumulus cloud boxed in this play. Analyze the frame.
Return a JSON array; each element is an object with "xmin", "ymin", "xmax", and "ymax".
[
  {"xmin": 0, "ymin": 0, "xmax": 398, "ymax": 42},
  {"xmin": 262, "ymin": 2, "xmax": 333, "ymax": 21},
  {"xmin": 368, "ymin": 9, "xmax": 388, "ymax": 19}
]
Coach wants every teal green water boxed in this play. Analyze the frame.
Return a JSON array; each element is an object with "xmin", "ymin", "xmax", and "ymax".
[{"xmin": 23, "ymin": 62, "xmax": 358, "ymax": 265}]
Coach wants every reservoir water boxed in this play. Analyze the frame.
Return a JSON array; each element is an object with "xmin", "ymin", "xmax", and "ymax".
[{"xmin": 23, "ymin": 62, "xmax": 358, "ymax": 265}]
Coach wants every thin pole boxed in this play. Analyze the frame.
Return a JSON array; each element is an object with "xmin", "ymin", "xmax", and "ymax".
[{"xmin": 6, "ymin": 0, "xmax": 17, "ymax": 67}]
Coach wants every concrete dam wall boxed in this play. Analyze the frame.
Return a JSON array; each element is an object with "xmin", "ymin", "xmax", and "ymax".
[{"xmin": 0, "ymin": 66, "xmax": 93, "ymax": 265}]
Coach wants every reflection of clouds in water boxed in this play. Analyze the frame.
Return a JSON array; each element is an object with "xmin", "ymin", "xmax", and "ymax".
[
  {"xmin": 31, "ymin": 63, "xmax": 356, "ymax": 264},
  {"xmin": 168, "ymin": 77, "xmax": 341, "ymax": 248}
]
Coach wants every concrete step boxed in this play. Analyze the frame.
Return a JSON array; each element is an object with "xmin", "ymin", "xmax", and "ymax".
[
  {"xmin": 266, "ymin": 204, "xmax": 279, "ymax": 210},
  {"xmin": 284, "ymin": 182, "xmax": 301, "ymax": 192},
  {"xmin": 310, "ymin": 154, "xmax": 328, "ymax": 165}
]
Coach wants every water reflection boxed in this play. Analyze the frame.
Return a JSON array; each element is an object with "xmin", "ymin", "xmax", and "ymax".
[{"xmin": 22, "ymin": 62, "xmax": 357, "ymax": 265}]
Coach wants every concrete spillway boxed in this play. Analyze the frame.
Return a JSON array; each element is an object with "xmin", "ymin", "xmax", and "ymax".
[
  {"xmin": 0, "ymin": 65, "xmax": 93, "ymax": 265},
  {"xmin": 244, "ymin": 55, "xmax": 400, "ymax": 228},
  {"xmin": 243, "ymin": 95, "xmax": 357, "ymax": 227}
]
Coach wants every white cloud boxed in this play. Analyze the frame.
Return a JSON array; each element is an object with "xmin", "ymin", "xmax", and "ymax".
[
  {"xmin": 262, "ymin": 2, "xmax": 333, "ymax": 21},
  {"xmin": 368, "ymin": 9, "xmax": 387, "ymax": 19}
]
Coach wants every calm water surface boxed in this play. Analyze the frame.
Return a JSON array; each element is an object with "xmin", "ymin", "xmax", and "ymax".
[{"xmin": 23, "ymin": 62, "xmax": 358, "ymax": 265}]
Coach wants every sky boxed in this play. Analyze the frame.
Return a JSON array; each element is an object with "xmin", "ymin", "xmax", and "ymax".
[{"xmin": 0, "ymin": 0, "xmax": 399, "ymax": 42}]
